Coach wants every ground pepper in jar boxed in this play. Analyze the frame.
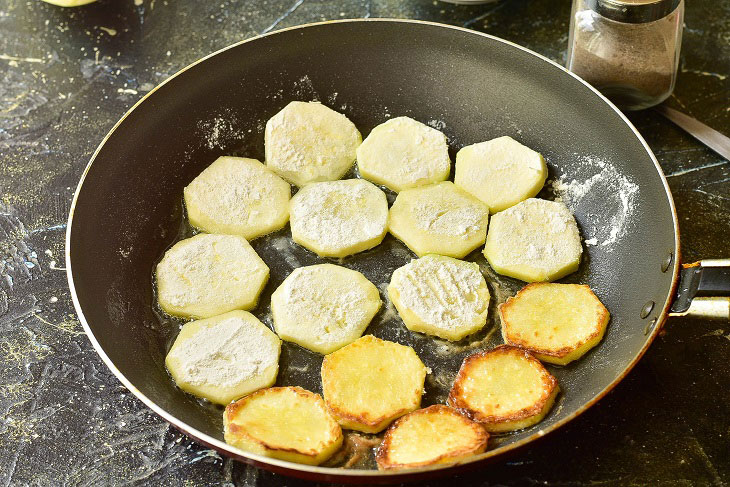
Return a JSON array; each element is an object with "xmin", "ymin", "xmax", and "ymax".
[{"xmin": 566, "ymin": 0, "xmax": 684, "ymax": 110}]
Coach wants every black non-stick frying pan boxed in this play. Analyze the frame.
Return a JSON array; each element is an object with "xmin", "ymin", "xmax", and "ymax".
[{"xmin": 65, "ymin": 19, "xmax": 730, "ymax": 484}]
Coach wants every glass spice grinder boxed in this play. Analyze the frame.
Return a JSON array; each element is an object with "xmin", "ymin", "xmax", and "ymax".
[{"xmin": 566, "ymin": 0, "xmax": 684, "ymax": 111}]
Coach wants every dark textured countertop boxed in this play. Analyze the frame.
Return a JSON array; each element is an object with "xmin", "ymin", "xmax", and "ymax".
[{"xmin": 1, "ymin": 0, "xmax": 728, "ymax": 485}]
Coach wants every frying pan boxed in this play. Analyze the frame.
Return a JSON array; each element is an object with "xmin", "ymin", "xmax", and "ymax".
[{"xmin": 65, "ymin": 19, "xmax": 730, "ymax": 483}]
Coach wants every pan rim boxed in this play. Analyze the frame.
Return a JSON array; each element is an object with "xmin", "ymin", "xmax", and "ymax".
[{"xmin": 65, "ymin": 17, "xmax": 680, "ymax": 479}]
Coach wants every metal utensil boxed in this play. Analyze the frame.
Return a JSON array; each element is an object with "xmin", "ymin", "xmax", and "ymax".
[{"xmin": 655, "ymin": 104, "xmax": 730, "ymax": 161}]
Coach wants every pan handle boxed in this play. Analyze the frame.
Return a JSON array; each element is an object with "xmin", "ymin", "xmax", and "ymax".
[{"xmin": 669, "ymin": 259, "xmax": 730, "ymax": 320}]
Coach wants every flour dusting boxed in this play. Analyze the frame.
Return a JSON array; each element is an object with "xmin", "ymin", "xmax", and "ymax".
[
  {"xmin": 197, "ymin": 112, "xmax": 244, "ymax": 150},
  {"xmin": 390, "ymin": 256, "xmax": 490, "ymax": 334},
  {"xmin": 550, "ymin": 154, "xmax": 639, "ymax": 250},
  {"xmin": 293, "ymin": 75, "xmax": 318, "ymax": 101},
  {"xmin": 427, "ymin": 119, "xmax": 447, "ymax": 131},
  {"xmin": 168, "ymin": 314, "xmax": 278, "ymax": 388},
  {"xmin": 289, "ymin": 179, "xmax": 388, "ymax": 255}
]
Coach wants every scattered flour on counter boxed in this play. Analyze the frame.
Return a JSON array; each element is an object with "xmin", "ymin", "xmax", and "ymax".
[{"xmin": 550, "ymin": 154, "xmax": 639, "ymax": 251}]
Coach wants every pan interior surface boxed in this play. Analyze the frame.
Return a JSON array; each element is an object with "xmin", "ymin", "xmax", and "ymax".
[{"xmin": 67, "ymin": 20, "xmax": 677, "ymax": 477}]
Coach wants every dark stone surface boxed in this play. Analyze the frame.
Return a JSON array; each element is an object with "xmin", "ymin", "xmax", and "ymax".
[{"xmin": 0, "ymin": 0, "xmax": 728, "ymax": 485}]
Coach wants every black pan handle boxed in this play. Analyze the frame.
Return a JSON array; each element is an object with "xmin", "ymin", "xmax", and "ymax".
[{"xmin": 669, "ymin": 259, "xmax": 730, "ymax": 320}]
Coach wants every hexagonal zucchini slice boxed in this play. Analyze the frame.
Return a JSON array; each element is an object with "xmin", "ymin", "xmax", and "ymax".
[
  {"xmin": 165, "ymin": 310, "xmax": 281, "ymax": 405},
  {"xmin": 389, "ymin": 181, "xmax": 489, "ymax": 258},
  {"xmin": 454, "ymin": 136, "xmax": 547, "ymax": 213},
  {"xmin": 289, "ymin": 179, "xmax": 388, "ymax": 258},
  {"xmin": 184, "ymin": 156, "xmax": 291, "ymax": 240},
  {"xmin": 321, "ymin": 335, "xmax": 428, "ymax": 433},
  {"xmin": 448, "ymin": 345, "xmax": 559, "ymax": 433},
  {"xmin": 388, "ymin": 255, "xmax": 490, "ymax": 341},
  {"xmin": 357, "ymin": 116, "xmax": 450, "ymax": 192},
  {"xmin": 224, "ymin": 386, "xmax": 343, "ymax": 465},
  {"xmin": 265, "ymin": 101, "xmax": 361, "ymax": 187},
  {"xmin": 376, "ymin": 405, "xmax": 488, "ymax": 470},
  {"xmin": 500, "ymin": 283, "xmax": 610, "ymax": 365},
  {"xmin": 271, "ymin": 264, "xmax": 381, "ymax": 354},
  {"xmin": 483, "ymin": 198, "xmax": 582, "ymax": 282},
  {"xmin": 156, "ymin": 234, "xmax": 269, "ymax": 319}
]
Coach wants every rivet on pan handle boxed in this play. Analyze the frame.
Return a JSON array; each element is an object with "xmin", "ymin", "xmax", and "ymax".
[{"xmin": 669, "ymin": 259, "xmax": 730, "ymax": 320}]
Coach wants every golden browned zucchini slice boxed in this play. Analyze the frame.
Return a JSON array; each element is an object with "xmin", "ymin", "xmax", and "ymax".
[
  {"xmin": 376, "ymin": 405, "xmax": 488, "ymax": 470},
  {"xmin": 500, "ymin": 283, "xmax": 610, "ymax": 365},
  {"xmin": 223, "ymin": 386, "xmax": 343, "ymax": 466},
  {"xmin": 448, "ymin": 345, "xmax": 559, "ymax": 433},
  {"xmin": 321, "ymin": 335, "xmax": 428, "ymax": 433}
]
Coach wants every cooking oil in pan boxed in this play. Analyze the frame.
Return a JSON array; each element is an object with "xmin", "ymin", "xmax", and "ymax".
[{"xmin": 148, "ymin": 176, "xmax": 592, "ymax": 468}]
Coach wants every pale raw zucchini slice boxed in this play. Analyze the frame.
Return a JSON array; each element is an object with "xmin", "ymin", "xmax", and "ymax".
[
  {"xmin": 388, "ymin": 255, "xmax": 490, "ymax": 341},
  {"xmin": 483, "ymin": 198, "xmax": 582, "ymax": 282},
  {"xmin": 321, "ymin": 335, "xmax": 428, "ymax": 433},
  {"xmin": 454, "ymin": 136, "xmax": 547, "ymax": 213},
  {"xmin": 184, "ymin": 156, "xmax": 291, "ymax": 240},
  {"xmin": 500, "ymin": 283, "xmax": 610, "ymax": 365},
  {"xmin": 357, "ymin": 117, "xmax": 450, "ymax": 192},
  {"xmin": 376, "ymin": 405, "xmax": 488, "ymax": 470},
  {"xmin": 165, "ymin": 310, "xmax": 281, "ymax": 405},
  {"xmin": 289, "ymin": 179, "xmax": 388, "ymax": 258},
  {"xmin": 448, "ymin": 345, "xmax": 559, "ymax": 433},
  {"xmin": 271, "ymin": 264, "xmax": 382, "ymax": 354},
  {"xmin": 156, "ymin": 234, "xmax": 269, "ymax": 319},
  {"xmin": 389, "ymin": 181, "xmax": 489, "ymax": 258},
  {"xmin": 42, "ymin": 0, "xmax": 96, "ymax": 5},
  {"xmin": 265, "ymin": 101, "xmax": 361, "ymax": 187},
  {"xmin": 224, "ymin": 386, "xmax": 343, "ymax": 465}
]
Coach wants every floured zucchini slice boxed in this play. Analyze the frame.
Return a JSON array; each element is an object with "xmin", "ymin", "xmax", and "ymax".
[
  {"xmin": 156, "ymin": 234, "xmax": 269, "ymax": 319},
  {"xmin": 376, "ymin": 405, "xmax": 488, "ymax": 470},
  {"xmin": 454, "ymin": 136, "xmax": 547, "ymax": 213},
  {"xmin": 42, "ymin": 0, "xmax": 96, "ymax": 5},
  {"xmin": 389, "ymin": 182, "xmax": 490, "ymax": 259},
  {"xmin": 321, "ymin": 335, "xmax": 428, "ymax": 433},
  {"xmin": 388, "ymin": 255, "xmax": 490, "ymax": 341},
  {"xmin": 165, "ymin": 310, "xmax": 281, "ymax": 405},
  {"xmin": 184, "ymin": 156, "xmax": 291, "ymax": 240},
  {"xmin": 224, "ymin": 386, "xmax": 343, "ymax": 465},
  {"xmin": 271, "ymin": 264, "xmax": 381, "ymax": 354},
  {"xmin": 289, "ymin": 179, "xmax": 388, "ymax": 258},
  {"xmin": 500, "ymin": 283, "xmax": 610, "ymax": 365},
  {"xmin": 483, "ymin": 198, "xmax": 582, "ymax": 282},
  {"xmin": 448, "ymin": 345, "xmax": 559, "ymax": 433},
  {"xmin": 357, "ymin": 116, "xmax": 450, "ymax": 192},
  {"xmin": 265, "ymin": 101, "xmax": 361, "ymax": 187}
]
